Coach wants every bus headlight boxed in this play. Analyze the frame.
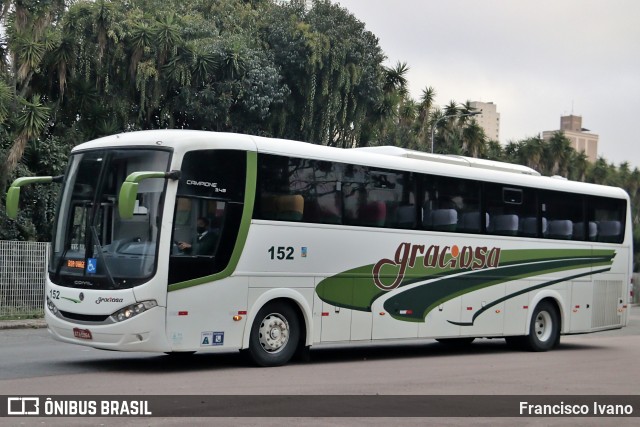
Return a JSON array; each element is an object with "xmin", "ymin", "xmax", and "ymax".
[{"xmin": 110, "ymin": 300, "xmax": 158, "ymax": 323}]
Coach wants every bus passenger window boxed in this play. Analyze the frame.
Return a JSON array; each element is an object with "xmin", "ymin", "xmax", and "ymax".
[
  {"xmin": 540, "ymin": 191, "xmax": 584, "ymax": 241},
  {"xmin": 485, "ymin": 184, "xmax": 536, "ymax": 237},
  {"xmin": 421, "ymin": 175, "xmax": 480, "ymax": 233},
  {"xmin": 588, "ymin": 196, "xmax": 626, "ymax": 243}
]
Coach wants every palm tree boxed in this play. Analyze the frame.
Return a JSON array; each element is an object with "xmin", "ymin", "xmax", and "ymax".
[
  {"xmin": 383, "ymin": 61, "xmax": 409, "ymax": 97},
  {"xmin": 520, "ymin": 136, "xmax": 545, "ymax": 171},
  {"xmin": 3, "ymin": 95, "xmax": 50, "ymax": 187},
  {"xmin": 0, "ymin": 1, "xmax": 62, "ymax": 188},
  {"xmin": 546, "ymin": 131, "xmax": 573, "ymax": 176},
  {"xmin": 568, "ymin": 150, "xmax": 588, "ymax": 182},
  {"xmin": 587, "ymin": 157, "xmax": 611, "ymax": 185},
  {"xmin": 443, "ymin": 100, "xmax": 459, "ymax": 117},
  {"xmin": 415, "ymin": 86, "xmax": 436, "ymax": 150},
  {"xmin": 484, "ymin": 140, "xmax": 503, "ymax": 161},
  {"xmin": 462, "ymin": 120, "xmax": 486, "ymax": 158},
  {"xmin": 503, "ymin": 140, "xmax": 521, "ymax": 163},
  {"xmin": 376, "ymin": 62, "xmax": 410, "ymax": 144}
]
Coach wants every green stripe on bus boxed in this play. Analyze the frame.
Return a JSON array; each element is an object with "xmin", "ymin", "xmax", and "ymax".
[
  {"xmin": 447, "ymin": 267, "xmax": 612, "ymax": 327},
  {"xmin": 384, "ymin": 256, "xmax": 614, "ymax": 322},
  {"xmin": 168, "ymin": 151, "xmax": 257, "ymax": 292},
  {"xmin": 316, "ymin": 248, "xmax": 615, "ymax": 312}
]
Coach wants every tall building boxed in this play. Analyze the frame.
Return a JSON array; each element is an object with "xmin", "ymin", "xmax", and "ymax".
[
  {"xmin": 469, "ymin": 101, "xmax": 500, "ymax": 142},
  {"xmin": 542, "ymin": 115, "xmax": 598, "ymax": 162}
]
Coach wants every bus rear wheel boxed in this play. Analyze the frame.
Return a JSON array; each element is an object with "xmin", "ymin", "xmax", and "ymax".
[
  {"xmin": 248, "ymin": 302, "xmax": 300, "ymax": 367},
  {"xmin": 523, "ymin": 301, "xmax": 560, "ymax": 352}
]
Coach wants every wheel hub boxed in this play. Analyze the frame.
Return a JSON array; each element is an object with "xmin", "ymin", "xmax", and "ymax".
[
  {"xmin": 258, "ymin": 313, "xmax": 290, "ymax": 353},
  {"xmin": 534, "ymin": 310, "xmax": 552, "ymax": 342}
]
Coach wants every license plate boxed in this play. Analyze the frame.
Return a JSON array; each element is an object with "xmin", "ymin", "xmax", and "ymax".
[{"xmin": 73, "ymin": 328, "xmax": 92, "ymax": 340}]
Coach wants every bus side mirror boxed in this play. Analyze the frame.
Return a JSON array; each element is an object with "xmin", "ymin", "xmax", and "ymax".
[
  {"xmin": 6, "ymin": 176, "xmax": 59, "ymax": 219},
  {"xmin": 118, "ymin": 170, "xmax": 181, "ymax": 219}
]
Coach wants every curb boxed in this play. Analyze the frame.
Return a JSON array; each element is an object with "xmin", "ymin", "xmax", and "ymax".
[{"xmin": 0, "ymin": 319, "xmax": 47, "ymax": 330}]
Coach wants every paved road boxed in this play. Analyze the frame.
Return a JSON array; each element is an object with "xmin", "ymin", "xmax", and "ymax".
[{"xmin": 0, "ymin": 307, "xmax": 638, "ymax": 426}]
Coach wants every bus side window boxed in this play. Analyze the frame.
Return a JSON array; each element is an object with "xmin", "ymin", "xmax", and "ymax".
[
  {"xmin": 588, "ymin": 196, "xmax": 626, "ymax": 243},
  {"xmin": 169, "ymin": 149, "xmax": 246, "ymax": 285},
  {"xmin": 485, "ymin": 184, "xmax": 536, "ymax": 237},
  {"xmin": 421, "ymin": 175, "xmax": 480, "ymax": 233},
  {"xmin": 540, "ymin": 191, "xmax": 584, "ymax": 241}
]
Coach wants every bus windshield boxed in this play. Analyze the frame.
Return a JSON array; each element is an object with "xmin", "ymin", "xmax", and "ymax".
[{"xmin": 50, "ymin": 148, "xmax": 171, "ymax": 289}]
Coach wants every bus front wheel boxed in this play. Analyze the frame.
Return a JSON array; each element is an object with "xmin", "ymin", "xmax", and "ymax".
[
  {"xmin": 248, "ymin": 302, "xmax": 300, "ymax": 367},
  {"xmin": 524, "ymin": 301, "xmax": 560, "ymax": 352}
]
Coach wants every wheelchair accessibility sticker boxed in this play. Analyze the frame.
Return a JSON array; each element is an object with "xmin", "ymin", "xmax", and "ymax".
[
  {"xmin": 201, "ymin": 331, "xmax": 224, "ymax": 346},
  {"xmin": 86, "ymin": 258, "xmax": 97, "ymax": 274}
]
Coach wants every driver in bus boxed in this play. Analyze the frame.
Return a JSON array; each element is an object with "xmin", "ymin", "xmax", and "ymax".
[{"xmin": 177, "ymin": 217, "xmax": 217, "ymax": 255}]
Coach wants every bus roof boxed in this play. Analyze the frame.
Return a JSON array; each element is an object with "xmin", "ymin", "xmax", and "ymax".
[
  {"xmin": 250, "ymin": 135, "xmax": 628, "ymax": 200},
  {"xmin": 72, "ymin": 130, "xmax": 628, "ymax": 201}
]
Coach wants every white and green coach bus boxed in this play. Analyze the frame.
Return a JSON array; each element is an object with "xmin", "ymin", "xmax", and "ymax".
[{"xmin": 6, "ymin": 130, "xmax": 632, "ymax": 366}]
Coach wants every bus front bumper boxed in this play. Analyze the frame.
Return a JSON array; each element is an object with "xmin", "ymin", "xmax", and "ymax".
[{"xmin": 45, "ymin": 306, "xmax": 171, "ymax": 353}]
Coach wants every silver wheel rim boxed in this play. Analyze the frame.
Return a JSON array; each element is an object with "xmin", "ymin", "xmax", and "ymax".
[
  {"xmin": 534, "ymin": 310, "xmax": 553, "ymax": 342},
  {"xmin": 258, "ymin": 313, "xmax": 290, "ymax": 354}
]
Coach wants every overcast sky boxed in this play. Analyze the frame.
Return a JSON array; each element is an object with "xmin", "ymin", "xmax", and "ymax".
[{"xmin": 334, "ymin": 0, "xmax": 640, "ymax": 167}]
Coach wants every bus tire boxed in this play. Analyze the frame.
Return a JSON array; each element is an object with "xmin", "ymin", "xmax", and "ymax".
[
  {"xmin": 524, "ymin": 301, "xmax": 560, "ymax": 352},
  {"xmin": 248, "ymin": 301, "xmax": 300, "ymax": 367}
]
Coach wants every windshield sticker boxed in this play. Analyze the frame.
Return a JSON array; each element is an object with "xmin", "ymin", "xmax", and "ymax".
[{"xmin": 86, "ymin": 258, "xmax": 97, "ymax": 274}]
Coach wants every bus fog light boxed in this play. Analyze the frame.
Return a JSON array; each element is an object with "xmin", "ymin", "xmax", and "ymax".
[{"xmin": 110, "ymin": 300, "xmax": 158, "ymax": 323}]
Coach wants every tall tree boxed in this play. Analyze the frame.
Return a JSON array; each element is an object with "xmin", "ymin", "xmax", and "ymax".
[
  {"xmin": 546, "ymin": 131, "xmax": 572, "ymax": 176},
  {"xmin": 0, "ymin": 0, "xmax": 66, "ymax": 188},
  {"xmin": 519, "ymin": 136, "xmax": 545, "ymax": 171},
  {"xmin": 461, "ymin": 120, "xmax": 486, "ymax": 158},
  {"xmin": 415, "ymin": 86, "xmax": 436, "ymax": 151}
]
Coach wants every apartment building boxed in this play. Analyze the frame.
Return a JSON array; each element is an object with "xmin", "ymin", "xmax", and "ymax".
[
  {"xmin": 469, "ymin": 101, "xmax": 500, "ymax": 142},
  {"xmin": 542, "ymin": 115, "xmax": 598, "ymax": 162}
]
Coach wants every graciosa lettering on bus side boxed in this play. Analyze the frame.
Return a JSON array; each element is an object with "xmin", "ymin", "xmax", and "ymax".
[{"xmin": 372, "ymin": 242, "xmax": 502, "ymax": 290}]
